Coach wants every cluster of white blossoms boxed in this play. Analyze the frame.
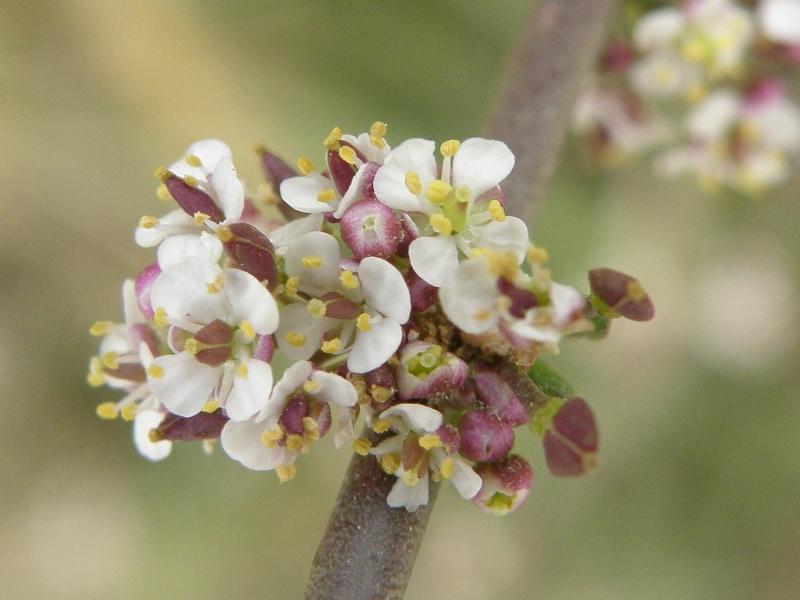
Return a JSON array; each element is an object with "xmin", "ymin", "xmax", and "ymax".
[
  {"xmin": 89, "ymin": 124, "xmax": 653, "ymax": 513},
  {"xmin": 574, "ymin": 0, "xmax": 800, "ymax": 195}
]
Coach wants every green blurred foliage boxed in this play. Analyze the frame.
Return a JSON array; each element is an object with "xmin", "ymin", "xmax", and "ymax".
[{"xmin": 1, "ymin": 1, "xmax": 799, "ymax": 599}]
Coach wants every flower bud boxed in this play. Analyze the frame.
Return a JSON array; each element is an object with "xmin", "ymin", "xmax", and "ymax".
[
  {"xmin": 471, "ymin": 361, "xmax": 529, "ymax": 427},
  {"xmin": 159, "ymin": 170, "xmax": 225, "ymax": 223},
  {"xmin": 155, "ymin": 409, "xmax": 229, "ymax": 441},
  {"xmin": 339, "ymin": 198, "xmax": 403, "ymax": 260},
  {"xmin": 542, "ymin": 397, "xmax": 599, "ymax": 476},
  {"xmin": 458, "ymin": 409, "xmax": 515, "ymax": 462},
  {"xmin": 134, "ymin": 263, "xmax": 161, "ymax": 320},
  {"xmin": 471, "ymin": 454, "xmax": 533, "ymax": 515},
  {"xmin": 405, "ymin": 268, "xmax": 438, "ymax": 313},
  {"xmin": 219, "ymin": 222, "xmax": 280, "ymax": 291},
  {"xmin": 327, "ymin": 140, "xmax": 366, "ymax": 196},
  {"xmin": 395, "ymin": 340, "xmax": 468, "ymax": 400},
  {"xmin": 256, "ymin": 146, "xmax": 298, "ymax": 189},
  {"xmin": 588, "ymin": 267, "xmax": 654, "ymax": 321}
]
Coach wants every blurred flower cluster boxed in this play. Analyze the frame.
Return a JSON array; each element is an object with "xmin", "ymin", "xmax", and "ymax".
[
  {"xmin": 574, "ymin": 0, "xmax": 800, "ymax": 195},
  {"xmin": 88, "ymin": 124, "xmax": 653, "ymax": 513}
]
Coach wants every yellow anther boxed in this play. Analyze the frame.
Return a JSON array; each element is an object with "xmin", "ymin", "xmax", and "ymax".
[
  {"xmin": 429, "ymin": 213, "xmax": 453, "ymax": 236},
  {"xmin": 101, "ymin": 352, "xmax": 119, "ymax": 370},
  {"xmin": 496, "ymin": 295, "xmax": 512, "ymax": 312},
  {"xmin": 154, "ymin": 166, "xmax": 170, "ymax": 181},
  {"xmin": 185, "ymin": 154, "xmax": 202, "ymax": 167},
  {"xmin": 372, "ymin": 418, "xmax": 391, "ymax": 434},
  {"xmin": 370, "ymin": 385, "xmax": 392, "ymax": 404},
  {"xmin": 119, "ymin": 403, "xmax": 137, "ymax": 421},
  {"xmin": 626, "ymin": 280, "xmax": 647, "ymax": 302},
  {"xmin": 339, "ymin": 270, "xmax": 359, "ymax": 289},
  {"xmin": 146, "ymin": 364, "xmax": 165, "ymax": 379},
  {"xmin": 302, "ymin": 416, "xmax": 320, "ymax": 439},
  {"xmin": 148, "ymin": 429, "xmax": 165, "ymax": 443},
  {"xmin": 297, "ymin": 157, "xmax": 315, "ymax": 175},
  {"xmin": 303, "ymin": 380, "xmax": 320, "ymax": 393},
  {"xmin": 454, "ymin": 185, "xmax": 470, "ymax": 203},
  {"xmin": 353, "ymin": 437, "xmax": 372, "ymax": 455},
  {"xmin": 87, "ymin": 371, "xmax": 106, "ymax": 387},
  {"xmin": 323, "ymin": 127, "xmax": 343, "ymax": 149},
  {"xmin": 370, "ymin": 121, "xmax": 387, "ymax": 138},
  {"xmin": 526, "ymin": 245, "xmax": 549, "ymax": 264},
  {"xmin": 357, "ymin": 313, "xmax": 372, "ymax": 332},
  {"xmin": 90, "ymin": 321, "xmax": 114, "ymax": 336},
  {"xmin": 239, "ymin": 320, "xmax": 255, "ymax": 341},
  {"xmin": 405, "ymin": 171, "xmax": 422, "ymax": 195},
  {"xmin": 284, "ymin": 276, "xmax": 300, "ymax": 296},
  {"xmin": 402, "ymin": 470, "xmax": 420, "ymax": 486},
  {"xmin": 370, "ymin": 136, "xmax": 386, "ymax": 149},
  {"xmin": 202, "ymin": 399, "xmax": 220, "ymax": 413},
  {"xmin": 285, "ymin": 331, "xmax": 308, "ymax": 347},
  {"xmin": 440, "ymin": 139, "xmax": 461, "ymax": 157},
  {"xmin": 425, "ymin": 179, "xmax": 453, "ymax": 204},
  {"xmin": 418, "ymin": 434, "xmax": 442, "ymax": 450},
  {"xmin": 285, "ymin": 434, "xmax": 304, "ymax": 452},
  {"xmin": 488, "ymin": 199, "xmax": 506, "ymax": 222},
  {"xmin": 235, "ymin": 362, "xmax": 248, "ymax": 378},
  {"xmin": 438, "ymin": 456, "xmax": 454, "ymax": 479},
  {"xmin": 139, "ymin": 215, "xmax": 159, "ymax": 229},
  {"xmin": 474, "ymin": 308, "xmax": 494, "ymax": 322},
  {"xmin": 120, "ymin": 404, "xmax": 138, "ymax": 421},
  {"xmin": 302, "ymin": 255, "xmax": 323, "ymax": 268},
  {"xmin": 681, "ymin": 38, "xmax": 707, "ymax": 63},
  {"xmin": 276, "ymin": 464, "xmax": 297, "ymax": 482},
  {"xmin": 338, "ymin": 146, "xmax": 357, "ymax": 165},
  {"xmin": 306, "ymin": 298, "xmax": 327, "ymax": 319},
  {"xmin": 96, "ymin": 402, "xmax": 119, "ymax": 420},
  {"xmin": 156, "ymin": 184, "xmax": 172, "ymax": 201},
  {"xmin": 481, "ymin": 249, "xmax": 520, "ymax": 280},
  {"xmin": 216, "ymin": 225, "xmax": 233, "ymax": 242},
  {"xmin": 317, "ymin": 188, "xmax": 337, "ymax": 203},
  {"xmin": 381, "ymin": 453, "xmax": 401, "ymax": 474},
  {"xmin": 206, "ymin": 273, "xmax": 224, "ymax": 294},
  {"xmin": 321, "ymin": 338, "xmax": 342, "ymax": 354},
  {"xmin": 261, "ymin": 426, "xmax": 284, "ymax": 446},
  {"xmin": 183, "ymin": 175, "xmax": 200, "ymax": 188},
  {"xmin": 153, "ymin": 307, "xmax": 168, "ymax": 328},
  {"xmin": 194, "ymin": 211, "xmax": 210, "ymax": 226}
]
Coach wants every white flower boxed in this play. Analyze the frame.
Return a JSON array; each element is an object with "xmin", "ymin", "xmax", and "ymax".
[
  {"xmin": 276, "ymin": 231, "xmax": 410, "ymax": 373},
  {"xmin": 373, "ymin": 137, "xmax": 529, "ymax": 287},
  {"xmin": 369, "ymin": 404, "xmax": 481, "ymax": 512},
  {"xmin": 133, "ymin": 409, "xmax": 173, "ymax": 461},
  {"xmin": 220, "ymin": 361, "xmax": 357, "ymax": 476},
  {"xmin": 146, "ymin": 255, "xmax": 278, "ymax": 421},
  {"xmin": 758, "ymin": 0, "xmax": 800, "ymax": 44}
]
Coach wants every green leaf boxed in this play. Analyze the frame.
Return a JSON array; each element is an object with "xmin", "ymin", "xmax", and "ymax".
[{"xmin": 528, "ymin": 361, "xmax": 574, "ymax": 398}]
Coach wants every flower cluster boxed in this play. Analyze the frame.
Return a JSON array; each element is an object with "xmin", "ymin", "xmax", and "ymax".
[
  {"xmin": 89, "ymin": 124, "xmax": 653, "ymax": 513},
  {"xmin": 574, "ymin": 0, "xmax": 800, "ymax": 195}
]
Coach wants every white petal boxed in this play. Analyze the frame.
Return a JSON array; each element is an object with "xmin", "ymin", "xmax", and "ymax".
[
  {"xmin": 438, "ymin": 259, "xmax": 499, "ymax": 334},
  {"xmin": 446, "ymin": 453, "xmax": 483, "ymax": 499},
  {"xmin": 268, "ymin": 360, "xmax": 313, "ymax": 411},
  {"xmin": 370, "ymin": 434, "xmax": 404, "ymax": 456},
  {"xmin": 332, "ymin": 164, "xmax": 368, "ymax": 219},
  {"xmin": 379, "ymin": 403, "xmax": 443, "ymax": 433},
  {"xmin": 135, "ymin": 209, "xmax": 197, "ymax": 248},
  {"xmin": 632, "ymin": 8, "xmax": 684, "ymax": 50},
  {"xmin": 122, "ymin": 279, "xmax": 145, "ymax": 325},
  {"xmin": 221, "ymin": 418, "xmax": 286, "ymax": 471},
  {"xmin": 462, "ymin": 217, "xmax": 529, "ymax": 262},
  {"xmin": 280, "ymin": 173, "xmax": 337, "ymax": 213},
  {"xmin": 275, "ymin": 303, "xmax": 334, "ymax": 361},
  {"xmin": 358, "ymin": 257, "xmax": 411, "ymax": 323},
  {"xmin": 223, "ymin": 268, "xmax": 279, "ymax": 334},
  {"xmin": 169, "ymin": 139, "xmax": 232, "ymax": 178},
  {"xmin": 212, "ymin": 157, "xmax": 245, "ymax": 221},
  {"xmin": 759, "ymin": 0, "xmax": 800, "ymax": 43},
  {"xmin": 148, "ymin": 353, "xmax": 220, "ymax": 417},
  {"xmin": 283, "ymin": 231, "xmax": 341, "ymax": 290},
  {"xmin": 408, "ymin": 236, "xmax": 459, "ymax": 287},
  {"xmin": 347, "ymin": 317, "xmax": 402, "ymax": 373},
  {"xmin": 267, "ymin": 213, "xmax": 324, "ymax": 254},
  {"xmin": 373, "ymin": 138, "xmax": 437, "ymax": 211},
  {"xmin": 133, "ymin": 409, "xmax": 172, "ymax": 461},
  {"xmin": 157, "ymin": 232, "xmax": 223, "ymax": 268},
  {"xmin": 386, "ymin": 473, "xmax": 429, "ymax": 512},
  {"xmin": 225, "ymin": 357, "xmax": 273, "ymax": 421},
  {"xmin": 150, "ymin": 256, "xmax": 226, "ymax": 325},
  {"xmin": 687, "ymin": 89, "xmax": 742, "ymax": 140},
  {"xmin": 451, "ymin": 138, "xmax": 515, "ymax": 198},
  {"xmin": 310, "ymin": 371, "xmax": 358, "ymax": 407}
]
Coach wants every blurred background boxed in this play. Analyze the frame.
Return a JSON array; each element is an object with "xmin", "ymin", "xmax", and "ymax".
[{"xmin": 2, "ymin": 1, "xmax": 799, "ymax": 598}]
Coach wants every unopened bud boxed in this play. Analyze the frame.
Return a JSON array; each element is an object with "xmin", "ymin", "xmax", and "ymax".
[
  {"xmin": 134, "ymin": 263, "xmax": 161, "ymax": 320},
  {"xmin": 472, "ymin": 454, "xmax": 533, "ymax": 515},
  {"xmin": 156, "ymin": 409, "xmax": 229, "ymax": 441},
  {"xmin": 327, "ymin": 140, "xmax": 365, "ymax": 196},
  {"xmin": 220, "ymin": 222, "xmax": 280, "ymax": 291},
  {"xmin": 471, "ymin": 361, "xmax": 529, "ymax": 426},
  {"xmin": 160, "ymin": 172, "xmax": 225, "ymax": 223},
  {"xmin": 588, "ymin": 267, "xmax": 654, "ymax": 322},
  {"xmin": 458, "ymin": 409, "xmax": 515, "ymax": 463},
  {"xmin": 542, "ymin": 397, "xmax": 599, "ymax": 476}
]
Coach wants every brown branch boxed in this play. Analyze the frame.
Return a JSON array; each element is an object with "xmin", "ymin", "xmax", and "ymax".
[
  {"xmin": 304, "ymin": 2, "xmax": 617, "ymax": 597},
  {"xmin": 304, "ymin": 427, "xmax": 439, "ymax": 600},
  {"xmin": 481, "ymin": 0, "xmax": 618, "ymax": 225}
]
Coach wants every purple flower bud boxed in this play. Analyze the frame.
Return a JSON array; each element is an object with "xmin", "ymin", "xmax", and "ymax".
[
  {"xmin": 588, "ymin": 267, "xmax": 654, "ymax": 322},
  {"xmin": 134, "ymin": 263, "xmax": 161, "ymax": 320},
  {"xmin": 327, "ymin": 140, "xmax": 366, "ymax": 196},
  {"xmin": 395, "ymin": 340, "xmax": 468, "ymax": 400},
  {"xmin": 543, "ymin": 397, "xmax": 598, "ymax": 476},
  {"xmin": 158, "ymin": 170, "xmax": 225, "ymax": 223},
  {"xmin": 405, "ymin": 269, "xmax": 439, "ymax": 313},
  {"xmin": 436, "ymin": 423, "xmax": 460, "ymax": 453},
  {"xmin": 458, "ymin": 409, "xmax": 515, "ymax": 462},
  {"xmin": 472, "ymin": 454, "xmax": 533, "ymax": 515},
  {"xmin": 218, "ymin": 222, "xmax": 280, "ymax": 291},
  {"xmin": 252, "ymin": 334, "xmax": 275, "ymax": 363},
  {"xmin": 448, "ymin": 377, "xmax": 479, "ymax": 410},
  {"xmin": 471, "ymin": 361, "xmax": 529, "ymax": 427},
  {"xmin": 256, "ymin": 145, "xmax": 298, "ymax": 189},
  {"xmin": 155, "ymin": 409, "xmax": 229, "ymax": 441},
  {"xmin": 339, "ymin": 198, "xmax": 402, "ymax": 260},
  {"xmin": 192, "ymin": 319, "xmax": 233, "ymax": 367},
  {"xmin": 279, "ymin": 395, "xmax": 309, "ymax": 436},
  {"xmin": 318, "ymin": 292, "xmax": 362, "ymax": 320},
  {"xmin": 395, "ymin": 213, "xmax": 418, "ymax": 258}
]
